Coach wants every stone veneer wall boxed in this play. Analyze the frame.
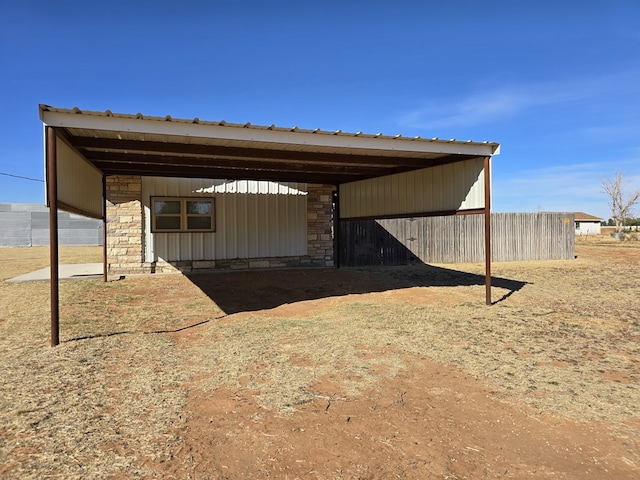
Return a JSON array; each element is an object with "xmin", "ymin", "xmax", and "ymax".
[
  {"xmin": 105, "ymin": 175, "xmax": 149, "ymax": 275},
  {"xmin": 306, "ymin": 184, "xmax": 335, "ymax": 267},
  {"xmin": 106, "ymin": 177, "xmax": 335, "ymax": 276}
]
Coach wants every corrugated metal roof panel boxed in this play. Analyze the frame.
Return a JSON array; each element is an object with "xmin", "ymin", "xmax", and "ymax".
[
  {"xmin": 40, "ymin": 104, "xmax": 499, "ymax": 150},
  {"xmin": 40, "ymin": 104, "xmax": 500, "ymax": 185}
]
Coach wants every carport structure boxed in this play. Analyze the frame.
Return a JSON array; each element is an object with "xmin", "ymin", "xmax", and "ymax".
[{"xmin": 40, "ymin": 105, "xmax": 500, "ymax": 346}]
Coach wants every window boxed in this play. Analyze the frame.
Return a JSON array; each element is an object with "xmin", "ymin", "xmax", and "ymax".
[{"xmin": 151, "ymin": 197, "xmax": 215, "ymax": 232}]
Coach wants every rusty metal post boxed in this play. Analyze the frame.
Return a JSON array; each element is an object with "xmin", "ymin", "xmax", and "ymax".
[
  {"xmin": 102, "ymin": 175, "xmax": 108, "ymax": 282},
  {"xmin": 46, "ymin": 127, "xmax": 60, "ymax": 346},
  {"xmin": 333, "ymin": 186, "xmax": 341, "ymax": 268},
  {"xmin": 484, "ymin": 156, "xmax": 492, "ymax": 305}
]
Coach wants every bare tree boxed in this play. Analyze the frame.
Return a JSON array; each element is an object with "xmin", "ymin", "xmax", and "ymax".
[{"xmin": 601, "ymin": 171, "xmax": 640, "ymax": 233}]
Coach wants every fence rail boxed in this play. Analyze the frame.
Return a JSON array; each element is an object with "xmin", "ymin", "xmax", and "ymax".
[{"xmin": 339, "ymin": 212, "xmax": 575, "ymax": 266}]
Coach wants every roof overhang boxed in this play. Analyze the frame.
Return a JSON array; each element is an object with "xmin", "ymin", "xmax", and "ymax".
[{"xmin": 39, "ymin": 105, "xmax": 500, "ymax": 185}]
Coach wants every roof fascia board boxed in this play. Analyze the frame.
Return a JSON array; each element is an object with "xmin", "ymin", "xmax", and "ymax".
[{"xmin": 40, "ymin": 109, "xmax": 499, "ymax": 158}]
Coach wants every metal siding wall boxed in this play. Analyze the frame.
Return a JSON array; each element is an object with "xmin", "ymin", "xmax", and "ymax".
[
  {"xmin": 141, "ymin": 178, "xmax": 307, "ymax": 262},
  {"xmin": 0, "ymin": 204, "xmax": 102, "ymax": 247},
  {"xmin": 31, "ymin": 211, "xmax": 52, "ymax": 247},
  {"xmin": 0, "ymin": 211, "xmax": 30, "ymax": 246},
  {"xmin": 56, "ymin": 140, "xmax": 103, "ymax": 218},
  {"xmin": 340, "ymin": 158, "xmax": 485, "ymax": 218}
]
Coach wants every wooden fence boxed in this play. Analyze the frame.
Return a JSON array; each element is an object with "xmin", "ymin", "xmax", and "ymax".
[{"xmin": 339, "ymin": 212, "xmax": 575, "ymax": 266}]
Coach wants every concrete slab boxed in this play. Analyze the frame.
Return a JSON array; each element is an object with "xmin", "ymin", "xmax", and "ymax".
[{"xmin": 6, "ymin": 263, "xmax": 104, "ymax": 283}]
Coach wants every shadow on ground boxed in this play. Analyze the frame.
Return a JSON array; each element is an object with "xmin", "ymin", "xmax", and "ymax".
[
  {"xmin": 186, "ymin": 264, "xmax": 527, "ymax": 315},
  {"xmin": 64, "ymin": 264, "xmax": 526, "ymax": 343}
]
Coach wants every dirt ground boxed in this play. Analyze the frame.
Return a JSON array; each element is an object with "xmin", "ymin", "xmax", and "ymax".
[{"xmin": 0, "ymin": 236, "xmax": 639, "ymax": 479}]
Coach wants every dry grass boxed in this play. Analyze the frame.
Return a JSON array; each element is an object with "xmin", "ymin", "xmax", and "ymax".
[
  {"xmin": 1, "ymin": 237, "xmax": 639, "ymax": 478},
  {"xmin": 0, "ymin": 247, "xmax": 190, "ymax": 478}
]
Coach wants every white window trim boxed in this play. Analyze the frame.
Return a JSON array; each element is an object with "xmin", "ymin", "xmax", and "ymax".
[{"xmin": 151, "ymin": 197, "xmax": 216, "ymax": 233}]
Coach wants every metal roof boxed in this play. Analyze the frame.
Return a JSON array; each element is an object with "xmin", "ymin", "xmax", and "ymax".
[{"xmin": 39, "ymin": 105, "xmax": 500, "ymax": 184}]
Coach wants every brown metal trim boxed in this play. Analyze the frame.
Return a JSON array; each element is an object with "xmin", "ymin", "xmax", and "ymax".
[
  {"xmin": 46, "ymin": 127, "xmax": 60, "ymax": 346},
  {"xmin": 340, "ymin": 208, "xmax": 485, "ymax": 222},
  {"xmin": 69, "ymin": 134, "xmax": 481, "ymax": 186},
  {"xmin": 56, "ymin": 201, "xmax": 103, "ymax": 220},
  {"xmin": 86, "ymin": 151, "xmax": 393, "ymax": 177},
  {"xmin": 89, "ymin": 163, "xmax": 363, "ymax": 185},
  {"xmin": 71, "ymin": 136, "xmax": 474, "ymax": 168},
  {"xmin": 484, "ymin": 156, "xmax": 492, "ymax": 306}
]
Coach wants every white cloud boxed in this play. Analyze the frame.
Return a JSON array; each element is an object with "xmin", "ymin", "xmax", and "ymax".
[
  {"xmin": 400, "ymin": 73, "xmax": 636, "ymax": 130},
  {"xmin": 572, "ymin": 124, "xmax": 640, "ymax": 142}
]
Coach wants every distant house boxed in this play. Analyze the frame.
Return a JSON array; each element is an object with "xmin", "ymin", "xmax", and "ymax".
[{"xmin": 574, "ymin": 212, "xmax": 602, "ymax": 235}]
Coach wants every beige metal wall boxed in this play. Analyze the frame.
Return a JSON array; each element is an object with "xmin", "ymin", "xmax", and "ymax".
[
  {"xmin": 56, "ymin": 138, "xmax": 103, "ymax": 218},
  {"xmin": 141, "ymin": 177, "xmax": 307, "ymax": 262},
  {"xmin": 340, "ymin": 157, "xmax": 485, "ymax": 219}
]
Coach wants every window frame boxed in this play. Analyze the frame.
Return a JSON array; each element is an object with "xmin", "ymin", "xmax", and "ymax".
[{"xmin": 150, "ymin": 196, "xmax": 216, "ymax": 233}]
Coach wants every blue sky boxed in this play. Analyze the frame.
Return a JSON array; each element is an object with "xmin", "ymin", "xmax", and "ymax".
[{"xmin": 1, "ymin": 0, "xmax": 638, "ymax": 221}]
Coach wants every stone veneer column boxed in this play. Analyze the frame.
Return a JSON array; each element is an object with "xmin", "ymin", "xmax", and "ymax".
[
  {"xmin": 306, "ymin": 184, "xmax": 335, "ymax": 267},
  {"xmin": 105, "ymin": 175, "xmax": 147, "ymax": 275}
]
